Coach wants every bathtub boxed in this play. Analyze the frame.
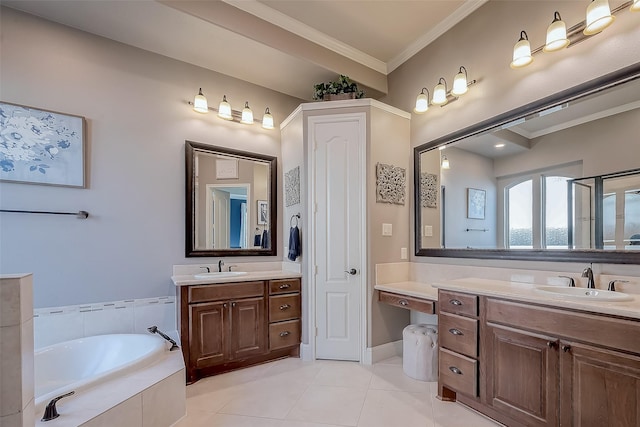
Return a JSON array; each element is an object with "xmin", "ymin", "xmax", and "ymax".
[{"xmin": 34, "ymin": 334, "xmax": 167, "ymax": 410}]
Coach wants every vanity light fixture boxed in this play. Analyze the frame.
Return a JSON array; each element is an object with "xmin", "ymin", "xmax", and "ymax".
[
  {"xmin": 632, "ymin": 0, "xmax": 640, "ymax": 12},
  {"xmin": 432, "ymin": 78, "xmax": 448, "ymax": 106},
  {"xmin": 414, "ymin": 88, "xmax": 430, "ymax": 113},
  {"xmin": 193, "ymin": 88, "xmax": 208, "ymax": 113},
  {"xmin": 511, "ymin": 31, "xmax": 533, "ymax": 69},
  {"xmin": 441, "ymin": 155, "xmax": 450, "ymax": 170},
  {"xmin": 218, "ymin": 95, "xmax": 233, "ymax": 120},
  {"xmin": 584, "ymin": 0, "xmax": 615, "ymax": 35},
  {"xmin": 261, "ymin": 107, "xmax": 274, "ymax": 129},
  {"xmin": 240, "ymin": 101, "xmax": 254, "ymax": 125},
  {"xmin": 451, "ymin": 67, "xmax": 469, "ymax": 97},
  {"xmin": 438, "ymin": 145, "xmax": 446, "ymax": 151},
  {"xmin": 544, "ymin": 12, "xmax": 570, "ymax": 52}
]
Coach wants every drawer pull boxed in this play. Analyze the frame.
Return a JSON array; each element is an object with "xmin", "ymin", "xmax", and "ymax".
[
  {"xmin": 398, "ymin": 299, "xmax": 409, "ymax": 306},
  {"xmin": 449, "ymin": 299, "xmax": 463, "ymax": 306},
  {"xmin": 279, "ymin": 284, "xmax": 291, "ymax": 289},
  {"xmin": 279, "ymin": 331, "xmax": 290, "ymax": 337},
  {"xmin": 449, "ymin": 366, "xmax": 463, "ymax": 375},
  {"xmin": 279, "ymin": 304, "xmax": 291, "ymax": 310},
  {"xmin": 448, "ymin": 328, "xmax": 463, "ymax": 336}
]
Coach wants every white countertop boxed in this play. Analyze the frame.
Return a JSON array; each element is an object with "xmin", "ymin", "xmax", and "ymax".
[
  {"xmin": 433, "ymin": 277, "xmax": 640, "ymax": 320},
  {"xmin": 374, "ymin": 281, "xmax": 438, "ymax": 301},
  {"xmin": 172, "ymin": 270, "xmax": 302, "ymax": 286}
]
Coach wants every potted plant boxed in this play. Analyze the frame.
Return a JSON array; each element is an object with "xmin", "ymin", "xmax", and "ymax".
[{"xmin": 313, "ymin": 75, "xmax": 365, "ymax": 101}]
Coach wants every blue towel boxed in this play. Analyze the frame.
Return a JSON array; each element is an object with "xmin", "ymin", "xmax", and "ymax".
[
  {"xmin": 261, "ymin": 230, "xmax": 269, "ymax": 249},
  {"xmin": 288, "ymin": 226, "xmax": 301, "ymax": 261}
]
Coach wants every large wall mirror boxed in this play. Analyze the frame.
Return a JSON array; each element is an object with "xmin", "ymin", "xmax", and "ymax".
[
  {"xmin": 415, "ymin": 64, "xmax": 640, "ymax": 263},
  {"xmin": 186, "ymin": 141, "xmax": 277, "ymax": 257}
]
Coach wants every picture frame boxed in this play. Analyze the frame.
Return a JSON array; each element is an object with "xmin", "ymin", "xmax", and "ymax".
[
  {"xmin": 257, "ymin": 200, "xmax": 268, "ymax": 225},
  {"xmin": 215, "ymin": 158, "xmax": 238, "ymax": 179},
  {"xmin": 467, "ymin": 188, "xmax": 486, "ymax": 219},
  {"xmin": 0, "ymin": 101, "xmax": 85, "ymax": 187}
]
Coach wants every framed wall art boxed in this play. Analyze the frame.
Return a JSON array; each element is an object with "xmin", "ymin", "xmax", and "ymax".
[
  {"xmin": 467, "ymin": 188, "xmax": 486, "ymax": 219},
  {"xmin": 0, "ymin": 101, "xmax": 85, "ymax": 187},
  {"xmin": 257, "ymin": 200, "xmax": 268, "ymax": 225}
]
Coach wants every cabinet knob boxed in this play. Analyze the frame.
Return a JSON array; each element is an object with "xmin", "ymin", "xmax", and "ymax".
[
  {"xmin": 398, "ymin": 299, "xmax": 409, "ymax": 306},
  {"xmin": 223, "ymin": 303, "xmax": 228, "ymax": 308},
  {"xmin": 279, "ymin": 284, "xmax": 291, "ymax": 289},
  {"xmin": 231, "ymin": 302, "xmax": 237, "ymax": 307},
  {"xmin": 279, "ymin": 304, "xmax": 291, "ymax": 310},
  {"xmin": 547, "ymin": 341, "xmax": 557, "ymax": 348},
  {"xmin": 449, "ymin": 299, "xmax": 462, "ymax": 306},
  {"xmin": 279, "ymin": 331, "xmax": 290, "ymax": 337},
  {"xmin": 449, "ymin": 328, "xmax": 463, "ymax": 336},
  {"xmin": 562, "ymin": 344, "xmax": 571, "ymax": 353},
  {"xmin": 449, "ymin": 366, "xmax": 462, "ymax": 375}
]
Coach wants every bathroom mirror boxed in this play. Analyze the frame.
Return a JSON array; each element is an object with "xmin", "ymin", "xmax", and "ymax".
[
  {"xmin": 415, "ymin": 64, "xmax": 640, "ymax": 263},
  {"xmin": 186, "ymin": 141, "xmax": 277, "ymax": 257}
]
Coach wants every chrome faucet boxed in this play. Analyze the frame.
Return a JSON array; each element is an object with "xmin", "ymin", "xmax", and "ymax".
[
  {"xmin": 200, "ymin": 266, "xmax": 210, "ymax": 273},
  {"xmin": 218, "ymin": 259, "xmax": 225, "ymax": 272},
  {"xmin": 581, "ymin": 266, "xmax": 595, "ymax": 289},
  {"xmin": 559, "ymin": 276, "xmax": 575, "ymax": 287},
  {"xmin": 227, "ymin": 264, "xmax": 239, "ymax": 272}
]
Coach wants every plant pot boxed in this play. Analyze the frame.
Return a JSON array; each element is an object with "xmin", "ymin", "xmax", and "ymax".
[{"xmin": 323, "ymin": 93, "xmax": 357, "ymax": 101}]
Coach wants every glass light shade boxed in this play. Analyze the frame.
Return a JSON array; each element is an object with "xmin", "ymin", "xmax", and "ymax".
[
  {"xmin": 451, "ymin": 69, "xmax": 468, "ymax": 97},
  {"xmin": 262, "ymin": 108, "xmax": 274, "ymax": 129},
  {"xmin": 193, "ymin": 88, "xmax": 208, "ymax": 113},
  {"xmin": 632, "ymin": 0, "xmax": 640, "ymax": 12},
  {"xmin": 432, "ymin": 79, "xmax": 448, "ymax": 106},
  {"xmin": 241, "ymin": 102, "xmax": 254, "ymax": 125},
  {"xmin": 544, "ymin": 13, "xmax": 570, "ymax": 52},
  {"xmin": 441, "ymin": 155, "xmax": 450, "ymax": 170},
  {"xmin": 414, "ymin": 89, "xmax": 429, "ymax": 113},
  {"xmin": 217, "ymin": 95, "xmax": 233, "ymax": 120},
  {"xmin": 510, "ymin": 32, "xmax": 533, "ymax": 69},
  {"xmin": 584, "ymin": 0, "xmax": 615, "ymax": 35}
]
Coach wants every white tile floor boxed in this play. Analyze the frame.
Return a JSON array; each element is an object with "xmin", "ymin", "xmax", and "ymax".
[{"xmin": 176, "ymin": 356, "xmax": 503, "ymax": 427}]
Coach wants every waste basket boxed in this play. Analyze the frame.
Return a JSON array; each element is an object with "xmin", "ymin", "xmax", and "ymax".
[{"xmin": 402, "ymin": 324, "xmax": 438, "ymax": 381}]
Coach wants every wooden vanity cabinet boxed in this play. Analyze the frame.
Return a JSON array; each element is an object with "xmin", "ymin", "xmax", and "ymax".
[{"xmin": 179, "ymin": 278, "xmax": 301, "ymax": 383}]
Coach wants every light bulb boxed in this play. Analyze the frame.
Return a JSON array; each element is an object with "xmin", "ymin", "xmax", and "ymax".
[
  {"xmin": 544, "ymin": 12, "xmax": 570, "ymax": 52},
  {"xmin": 241, "ymin": 101, "xmax": 254, "ymax": 125},
  {"xmin": 632, "ymin": 0, "xmax": 640, "ymax": 12},
  {"xmin": 451, "ymin": 66, "xmax": 468, "ymax": 97},
  {"xmin": 441, "ymin": 155, "xmax": 450, "ymax": 170},
  {"xmin": 218, "ymin": 95, "xmax": 233, "ymax": 120},
  {"xmin": 432, "ymin": 78, "xmax": 448, "ymax": 106},
  {"xmin": 262, "ymin": 107, "xmax": 274, "ymax": 129},
  {"xmin": 584, "ymin": 0, "xmax": 615, "ymax": 35},
  {"xmin": 414, "ymin": 88, "xmax": 429, "ymax": 113},
  {"xmin": 511, "ymin": 31, "xmax": 533, "ymax": 69},
  {"xmin": 193, "ymin": 88, "xmax": 208, "ymax": 113}
]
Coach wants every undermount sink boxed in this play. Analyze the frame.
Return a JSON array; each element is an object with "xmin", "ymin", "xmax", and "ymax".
[
  {"xmin": 535, "ymin": 286, "xmax": 634, "ymax": 302},
  {"xmin": 193, "ymin": 272, "xmax": 247, "ymax": 279}
]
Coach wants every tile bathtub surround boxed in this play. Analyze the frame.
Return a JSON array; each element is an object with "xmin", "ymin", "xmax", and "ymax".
[
  {"xmin": 33, "ymin": 296, "xmax": 176, "ymax": 349},
  {"xmin": 176, "ymin": 357, "xmax": 501, "ymax": 427},
  {"xmin": 0, "ymin": 274, "xmax": 35, "ymax": 427}
]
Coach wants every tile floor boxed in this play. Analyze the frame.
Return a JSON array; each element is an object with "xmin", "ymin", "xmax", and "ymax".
[{"xmin": 176, "ymin": 356, "xmax": 502, "ymax": 427}]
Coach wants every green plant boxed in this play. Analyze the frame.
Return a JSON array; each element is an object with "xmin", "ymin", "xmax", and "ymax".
[{"xmin": 313, "ymin": 75, "xmax": 365, "ymax": 100}]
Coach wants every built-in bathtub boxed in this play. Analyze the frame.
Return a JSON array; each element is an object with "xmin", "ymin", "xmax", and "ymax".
[{"xmin": 33, "ymin": 333, "xmax": 185, "ymax": 426}]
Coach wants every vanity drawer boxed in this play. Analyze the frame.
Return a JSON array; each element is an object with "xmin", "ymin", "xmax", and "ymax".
[
  {"xmin": 269, "ymin": 279, "xmax": 301, "ymax": 295},
  {"xmin": 269, "ymin": 294, "xmax": 301, "ymax": 322},
  {"xmin": 189, "ymin": 281, "xmax": 264, "ymax": 303},
  {"xmin": 269, "ymin": 319, "xmax": 300, "ymax": 350},
  {"xmin": 378, "ymin": 291, "xmax": 435, "ymax": 314},
  {"xmin": 439, "ymin": 348, "xmax": 478, "ymax": 397},
  {"xmin": 440, "ymin": 312, "xmax": 478, "ymax": 357},
  {"xmin": 439, "ymin": 290, "xmax": 478, "ymax": 317}
]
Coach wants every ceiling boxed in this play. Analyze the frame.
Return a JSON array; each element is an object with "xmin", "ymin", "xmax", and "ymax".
[{"xmin": 3, "ymin": 0, "xmax": 487, "ymax": 100}]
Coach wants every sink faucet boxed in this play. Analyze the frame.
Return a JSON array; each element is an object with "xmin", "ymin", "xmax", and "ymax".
[
  {"xmin": 581, "ymin": 266, "xmax": 595, "ymax": 289},
  {"xmin": 218, "ymin": 260, "xmax": 225, "ymax": 272},
  {"xmin": 227, "ymin": 264, "xmax": 239, "ymax": 272},
  {"xmin": 200, "ymin": 266, "xmax": 210, "ymax": 273}
]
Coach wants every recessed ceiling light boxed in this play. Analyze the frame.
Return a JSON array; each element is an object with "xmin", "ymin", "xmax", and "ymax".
[
  {"xmin": 439, "ymin": 146, "xmax": 446, "ymax": 150},
  {"xmin": 495, "ymin": 143, "xmax": 506, "ymax": 148}
]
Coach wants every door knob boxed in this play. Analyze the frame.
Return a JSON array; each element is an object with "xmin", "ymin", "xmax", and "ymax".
[{"xmin": 344, "ymin": 268, "xmax": 357, "ymax": 275}]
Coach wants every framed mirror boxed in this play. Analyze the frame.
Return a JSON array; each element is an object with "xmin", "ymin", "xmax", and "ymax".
[
  {"xmin": 186, "ymin": 141, "xmax": 277, "ymax": 257},
  {"xmin": 415, "ymin": 64, "xmax": 640, "ymax": 263}
]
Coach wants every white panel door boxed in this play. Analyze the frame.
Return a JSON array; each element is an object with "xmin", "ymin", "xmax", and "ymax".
[
  {"xmin": 211, "ymin": 188, "xmax": 230, "ymax": 249},
  {"xmin": 311, "ymin": 113, "xmax": 365, "ymax": 361}
]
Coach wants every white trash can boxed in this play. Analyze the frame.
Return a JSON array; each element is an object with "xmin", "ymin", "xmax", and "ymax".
[{"xmin": 402, "ymin": 324, "xmax": 438, "ymax": 381}]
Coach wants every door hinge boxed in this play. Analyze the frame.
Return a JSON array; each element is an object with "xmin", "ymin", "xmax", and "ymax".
[
  {"xmin": 314, "ymin": 265, "xmax": 318, "ymax": 275},
  {"xmin": 315, "ymin": 327, "xmax": 318, "ymax": 337},
  {"xmin": 314, "ymin": 202, "xmax": 318, "ymax": 213}
]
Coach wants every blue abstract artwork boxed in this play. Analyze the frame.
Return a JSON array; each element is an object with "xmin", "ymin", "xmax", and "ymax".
[{"xmin": 0, "ymin": 102, "xmax": 85, "ymax": 187}]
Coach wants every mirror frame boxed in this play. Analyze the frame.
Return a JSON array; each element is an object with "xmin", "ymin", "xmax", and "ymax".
[
  {"xmin": 185, "ymin": 140, "xmax": 278, "ymax": 257},
  {"xmin": 414, "ymin": 63, "xmax": 640, "ymax": 264}
]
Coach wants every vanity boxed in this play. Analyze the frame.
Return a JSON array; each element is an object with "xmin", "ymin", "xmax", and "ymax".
[{"xmin": 172, "ymin": 271, "xmax": 302, "ymax": 383}]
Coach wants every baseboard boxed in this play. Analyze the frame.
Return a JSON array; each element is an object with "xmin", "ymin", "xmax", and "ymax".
[
  {"xmin": 363, "ymin": 340, "xmax": 403, "ymax": 365},
  {"xmin": 300, "ymin": 343, "xmax": 313, "ymax": 361}
]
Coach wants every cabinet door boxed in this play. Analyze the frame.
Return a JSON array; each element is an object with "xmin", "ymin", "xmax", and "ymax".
[
  {"xmin": 230, "ymin": 297, "xmax": 267, "ymax": 359},
  {"xmin": 190, "ymin": 301, "xmax": 228, "ymax": 368},
  {"xmin": 485, "ymin": 324, "xmax": 559, "ymax": 427},
  {"xmin": 560, "ymin": 342, "xmax": 640, "ymax": 427}
]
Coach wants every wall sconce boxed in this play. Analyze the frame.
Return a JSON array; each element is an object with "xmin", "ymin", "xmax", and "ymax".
[
  {"xmin": 511, "ymin": 1, "xmax": 635, "ymax": 69},
  {"xmin": 441, "ymin": 155, "xmax": 450, "ymax": 169},
  {"xmin": 413, "ymin": 67, "xmax": 477, "ymax": 115},
  {"xmin": 189, "ymin": 89, "xmax": 275, "ymax": 129}
]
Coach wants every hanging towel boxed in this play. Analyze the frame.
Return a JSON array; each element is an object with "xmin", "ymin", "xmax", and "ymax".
[
  {"xmin": 288, "ymin": 226, "xmax": 301, "ymax": 261},
  {"xmin": 253, "ymin": 229, "xmax": 262, "ymax": 247},
  {"xmin": 261, "ymin": 229, "xmax": 269, "ymax": 248}
]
